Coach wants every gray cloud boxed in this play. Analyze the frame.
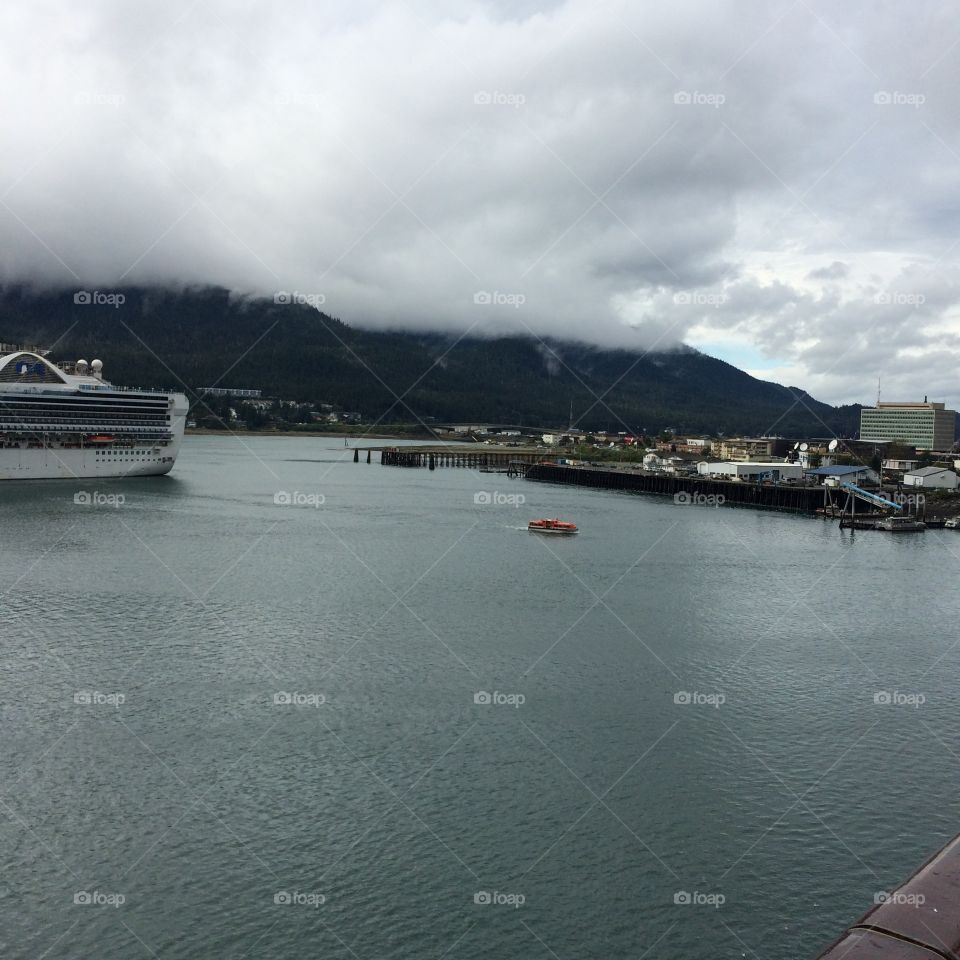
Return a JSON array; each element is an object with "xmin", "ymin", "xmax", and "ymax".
[
  {"xmin": 1, "ymin": 0, "xmax": 959, "ymax": 404},
  {"xmin": 807, "ymin": 262, "xmax": 849, "ymax": 281}
]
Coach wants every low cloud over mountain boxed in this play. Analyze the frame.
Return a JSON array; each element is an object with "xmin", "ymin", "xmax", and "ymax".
[{"xmin": 1, "ymin": 1, "xmax": 958, "ymax": 404}]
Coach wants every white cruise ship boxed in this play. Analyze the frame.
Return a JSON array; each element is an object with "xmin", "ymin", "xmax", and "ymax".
[{"xmin": 0, "ymin": 348, "xmax": 188, "ymax": 480}]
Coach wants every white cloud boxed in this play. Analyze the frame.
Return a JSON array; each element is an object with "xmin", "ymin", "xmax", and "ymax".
[{"xmin": 1, "ymin": 0, "xmax": 960, "ymax": 404}]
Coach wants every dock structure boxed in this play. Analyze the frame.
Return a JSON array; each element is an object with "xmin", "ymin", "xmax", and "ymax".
[
  {"xmin": 816, "ymin": 832, "xmax": 960, "ymax": 959},
  {"xmin": 379, "ymin": 446, "xmax": 542, "ymax": 473},
  {"xmin": 524, "ymin": 462, "xmax": 827, "ymax": 513},
  {"xmin": 379, "ymin": 454, "xmax": 954, "ymax": 523}
]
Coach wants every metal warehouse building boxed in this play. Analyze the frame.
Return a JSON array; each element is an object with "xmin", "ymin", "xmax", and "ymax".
[{"xmin": 696, "ymin": 461, "xmax": 804, "ymax": 481}]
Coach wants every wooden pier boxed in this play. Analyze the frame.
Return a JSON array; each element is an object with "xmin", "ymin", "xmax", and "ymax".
[
  {"xmin": 379, "ymin": 446, "xmax": 542, "ymax": 473},
  {"xmin": 378, "ymin": 454, "xmax": 960, "ymax": 523},
  {"xmin": 524, "ymin": 462, "xmax": 827, "ymax": 513}
]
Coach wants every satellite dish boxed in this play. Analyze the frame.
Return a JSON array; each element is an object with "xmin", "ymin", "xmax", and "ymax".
[
  {"xmin": 799, "ymin": 442, "xmax": 809, "ymax": 452},
  {"xmin": 793, "ymin": 441, "xmax": 800, "ymax": 450},
  {"xmin": 828, "ymin": 439, "xmax": 838, "ymax": 452}
]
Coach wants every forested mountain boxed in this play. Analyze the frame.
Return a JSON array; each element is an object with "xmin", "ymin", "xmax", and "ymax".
[{"xmin": 0, "ymin": 285, "xmax": 861, "ymax": 436}]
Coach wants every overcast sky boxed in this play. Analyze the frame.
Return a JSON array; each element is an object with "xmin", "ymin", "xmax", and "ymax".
[{"xmin": 1, "ymin": 0, "xmax": 958, "ymax": 405}]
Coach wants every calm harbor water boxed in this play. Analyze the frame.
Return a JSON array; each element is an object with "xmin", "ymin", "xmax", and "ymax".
[{"xmin": 2, "ymin": 434, "xmax": 960, "ymax": 959}]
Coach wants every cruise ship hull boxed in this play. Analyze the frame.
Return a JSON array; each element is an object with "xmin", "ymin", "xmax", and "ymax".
[
  {"xmin": 0, "ymin": 435, "xmax": 184, "ymax": 480},
  {"xmin": 0, "ymin": 349, "xmax": 188, "ymax": 481}
]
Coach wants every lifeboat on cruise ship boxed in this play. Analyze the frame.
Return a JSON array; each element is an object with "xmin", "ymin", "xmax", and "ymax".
[
  {"xmin": 86, "ymin": 434, "xmax": 115, "ymax": 444},
  {"xmin": 528, "ymin": 518, "xmax": 578, "ymax": 534}
]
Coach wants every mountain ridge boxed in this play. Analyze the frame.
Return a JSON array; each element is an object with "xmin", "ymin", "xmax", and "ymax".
[{"xmin": 0, "ymin": 285, "xmax": 861, "ymax": 437}]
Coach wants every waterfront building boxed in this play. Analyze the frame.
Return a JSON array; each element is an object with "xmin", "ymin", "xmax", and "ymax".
[
  {"xmin": 716, "ymin": 438, "xmax": 775, "ymax": 460},
  {"xmin": 902, "ymin": 466, "xmax": 959, "ymax": 489},
  {"xmin": 859, "ymin": 401, "xmax": 956, "ymax": 450},
  {"xmin": 199, "ymin": 386, "xmax": 262, "ymax": 398},
  {"xmin": 883, "ymin": 457, "xmax": 920, "ymax": 473},
  {"xmin": 716, "ymin": 437, "xmax": 791, "ymax": 461},
  {"xmin": 696, "ymin": 461, "xmax": 803, "ymax": 481},
  {"xmin": 804, "ymin": 464, "xmax": 879, "ymax": 486}
]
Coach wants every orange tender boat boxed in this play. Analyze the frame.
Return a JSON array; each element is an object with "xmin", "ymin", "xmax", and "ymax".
[{"xmin": 528, "ymin": 518, "xmax": 578, "ymax": 534}]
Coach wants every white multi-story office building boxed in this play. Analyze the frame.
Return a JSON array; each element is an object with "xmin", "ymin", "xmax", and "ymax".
[{"xmin": 859, "ymin": 401, "xmax": 956, "ymax": 450}]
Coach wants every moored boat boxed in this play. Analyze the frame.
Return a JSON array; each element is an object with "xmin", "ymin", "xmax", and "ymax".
[
  {"xmin": 528, "ymin": 518, "xmax": 578, "ymax": 534},
  {"xmin": 875, "ymin": 516, "xmax": 926, "ymax": 532}
]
